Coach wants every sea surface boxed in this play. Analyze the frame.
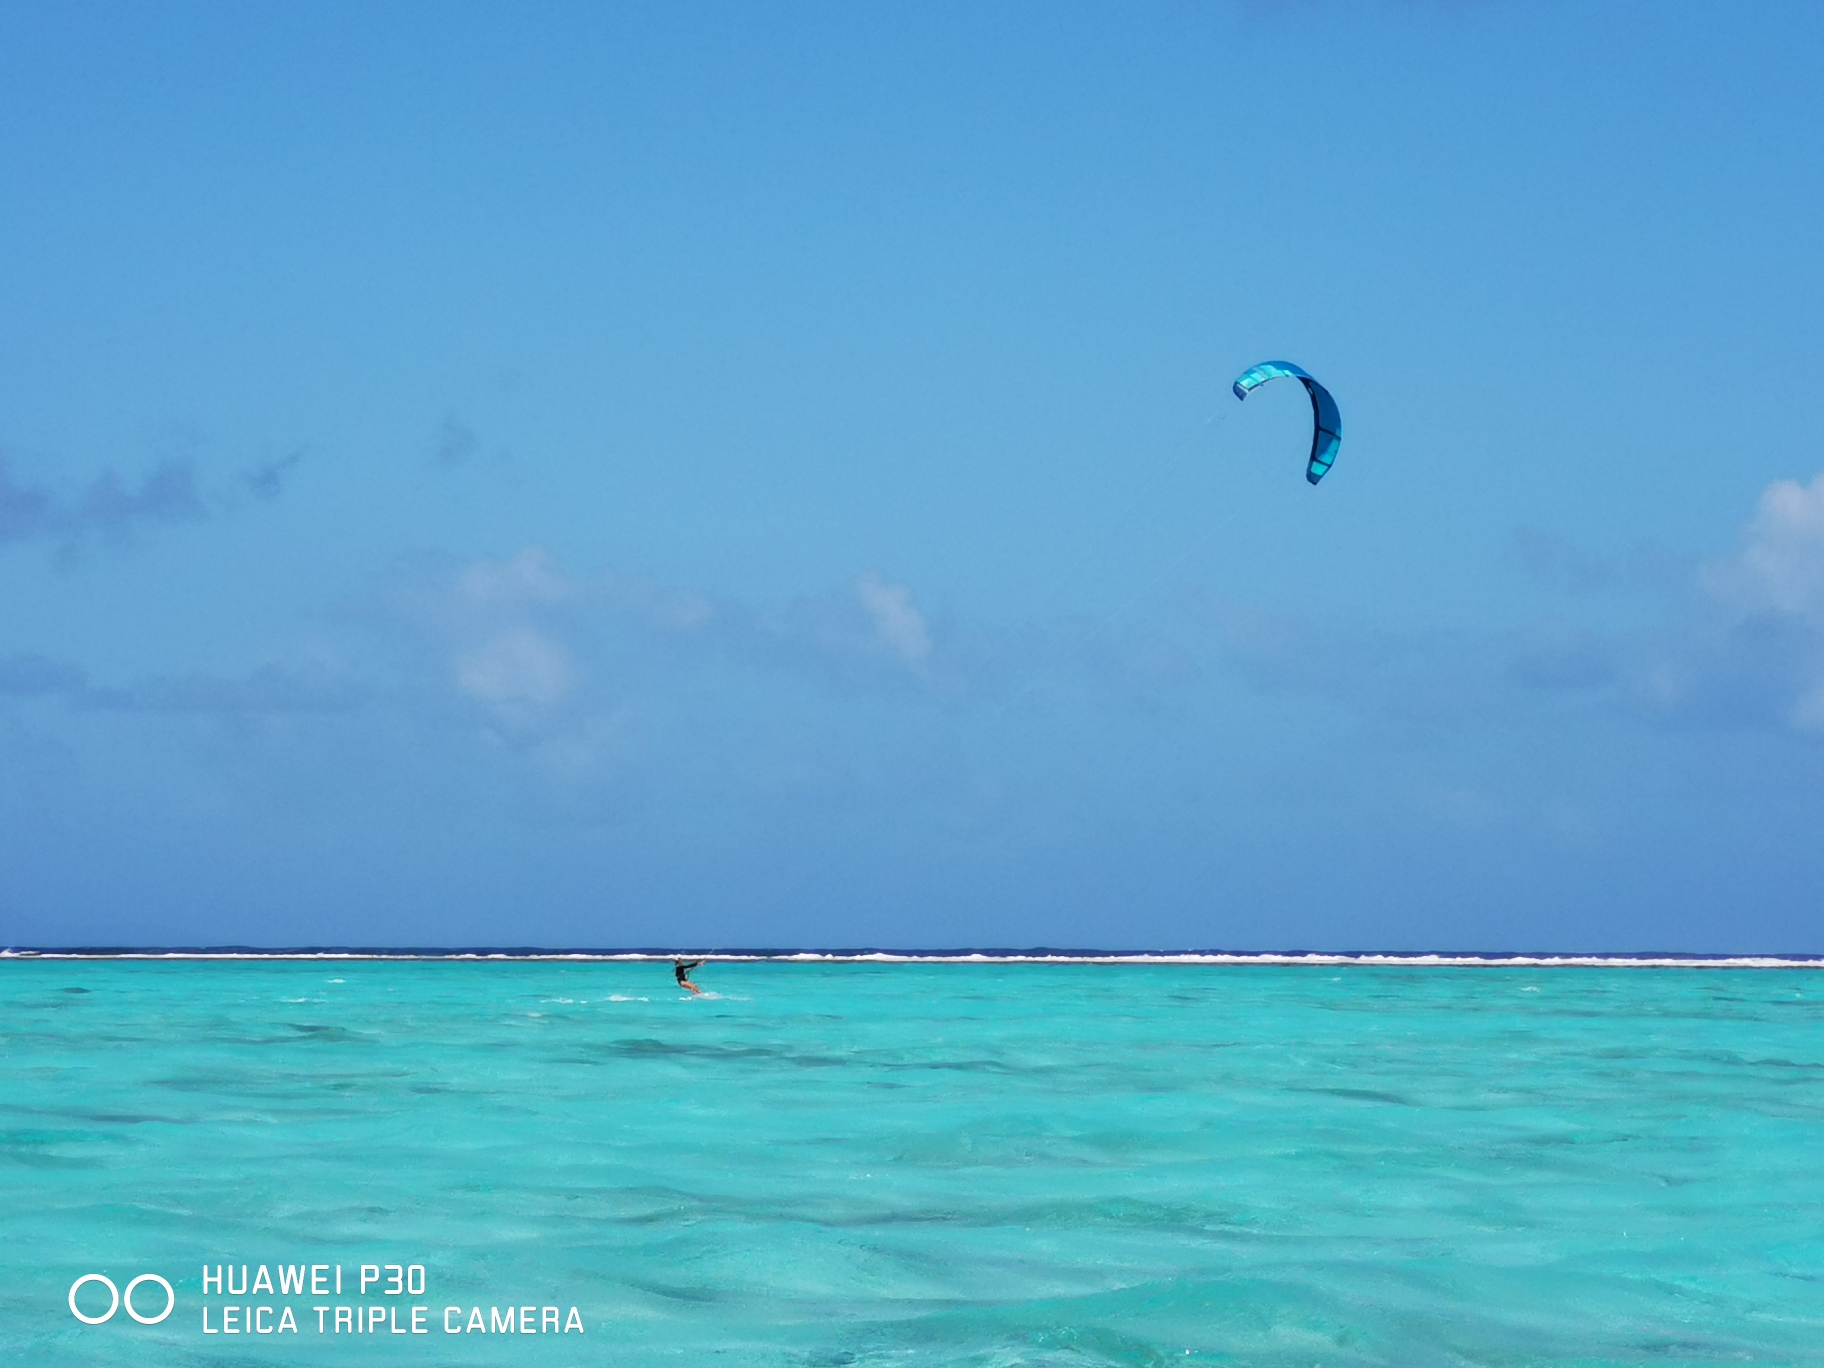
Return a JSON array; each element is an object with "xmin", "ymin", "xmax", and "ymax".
[{"xmin": 2, "ymin": 955, "xmax": 1822, "ymax": 1366}]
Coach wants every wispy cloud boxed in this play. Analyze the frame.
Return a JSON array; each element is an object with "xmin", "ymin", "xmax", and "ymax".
[
  {"xmin": 242, "ymin": 450, "xmax": 306, "ymax": 501},
  {"xmin": 0, "ymin": 463, "xmax": 55, "ymax": 542},
  {"xmin": 432, "ymin": 415, "xmax": 479, "ymax": 468},
  {"xmin": 86, "ymin": 662, "xmax": 362, "ymax": 715},
  {"xmin": 0, "ymin": 455, "xmax": 205, "ymax": 555},
  {"xmin": 1189, "ymin": 592, "xmax": 1486, "ymax": 725},
  {"xmin": 0, "ymin": 652, "xmax": 359, "ymax": 715},
  {"xmin": 753, "ymin": 572, "xmax": 956, "ymax": 688},
  {"xmin": 1498, "ymin": 472, "xmax": 1824, "ymax": 738},
  {"xmin": 1505, "ymin": 527, "xmax": 1687, "ymax": 597},
  {"xmin": 1504, "ymin": 623, "xmax": 1623, "ymax": 690},
  {"xmin": 0, "ymin": 654, "xmax": 88, "ymax": 698},
  {"xmin": 456, "ymin": 546, "xmax": 572, "ymax": 610}
]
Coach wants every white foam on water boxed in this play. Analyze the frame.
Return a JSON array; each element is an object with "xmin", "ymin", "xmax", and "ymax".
[{"xmin": 5, "ymin": 948, "xmax": 1819, "ymax": 969}]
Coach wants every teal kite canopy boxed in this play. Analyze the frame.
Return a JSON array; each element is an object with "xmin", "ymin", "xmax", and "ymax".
[{"xmin": 1231, "ymin": 361, "xmax": 1342, "ymax": 485}]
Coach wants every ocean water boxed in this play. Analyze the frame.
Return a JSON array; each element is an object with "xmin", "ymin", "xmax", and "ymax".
[{"xmin": 3, "ymin": 956, "xmax": 1822, "ymax": 1366}]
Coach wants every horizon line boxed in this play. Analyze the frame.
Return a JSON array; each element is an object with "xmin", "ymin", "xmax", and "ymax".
[{"xmin": 4, "ymin": 946, "xmax": 1821, "ymax": 968}]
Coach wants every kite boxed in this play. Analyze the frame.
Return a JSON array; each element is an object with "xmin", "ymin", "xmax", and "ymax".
[{"xmin": 1231, "ymin": 361, "xmax": 1341, "ymax": 485}]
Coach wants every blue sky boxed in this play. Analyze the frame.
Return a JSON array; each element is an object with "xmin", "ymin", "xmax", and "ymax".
[{"xmin": 3, "ymin": 1, "xmax": 1822, "ymax": 951}]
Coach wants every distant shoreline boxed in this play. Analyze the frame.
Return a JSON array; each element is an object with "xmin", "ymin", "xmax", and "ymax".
[{"xmin": 4, "ymin": 948, "xmax": 1821, "ymax": 968}]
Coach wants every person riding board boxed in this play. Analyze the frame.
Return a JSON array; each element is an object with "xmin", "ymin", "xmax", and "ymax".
[{"xmin": 674, "ymin": 960, "xmax": 704, "ymax": 995}]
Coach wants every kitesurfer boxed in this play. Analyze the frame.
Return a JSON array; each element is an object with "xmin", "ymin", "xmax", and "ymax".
[{"xmin": 674, "ymin": 960, "xmax": 704, "ymax": 995}]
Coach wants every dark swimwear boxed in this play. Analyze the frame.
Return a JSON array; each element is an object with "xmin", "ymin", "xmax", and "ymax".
[{"xmin": 674, "ymin": 960, "xmax": 703, "ymax": 987}]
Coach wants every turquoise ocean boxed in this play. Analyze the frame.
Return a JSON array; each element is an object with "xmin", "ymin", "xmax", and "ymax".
[{"xmin": 4, "ymin": 954, "xmax": 1822, "ymax": 1366}]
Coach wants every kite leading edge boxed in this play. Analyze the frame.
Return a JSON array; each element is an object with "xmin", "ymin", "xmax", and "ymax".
[{"xmin": 1231, "ymin": 361, "xmax": 1341, "ymax": 485}]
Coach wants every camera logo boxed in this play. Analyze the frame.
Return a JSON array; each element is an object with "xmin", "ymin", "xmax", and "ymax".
[{"xmin": 68, "ymin": 1273, "xmax": 175, "ymax": 1325}]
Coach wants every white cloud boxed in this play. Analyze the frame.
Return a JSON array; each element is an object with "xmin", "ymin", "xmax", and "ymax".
[
  {"xmin": 1666, "ymin": 470, "xmax": 1824, "ymax": 733},
  {"xmin": 371, "ymin": 548, "xmax": 586, "ymax": 728},
  {"xmin": 854, "ymin": 571, "xmax": 932, "ymax": 668},
  {"xmin": 1498, "ymin": 480, "xmax": 1824, "ymax": 732},
  {"xmin": 1791, "ymin": 683, "xmax": 1824, "ymax": 734},
  {"xmin": 1702, "ymin": 471, "xmax": 1824, "ymax": 620},
  {"xmin": 457, "ymin": 547, "xmax": 572, "ymax": 610},
  {"xmin": 455, "ymin": 628, "xmax": 576, "ymax": 709}
]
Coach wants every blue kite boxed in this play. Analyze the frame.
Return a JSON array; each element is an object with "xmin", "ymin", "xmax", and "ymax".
[{"xmin": 1231, "ymin": 361, "xmax": 1342, "ymax": 485}]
